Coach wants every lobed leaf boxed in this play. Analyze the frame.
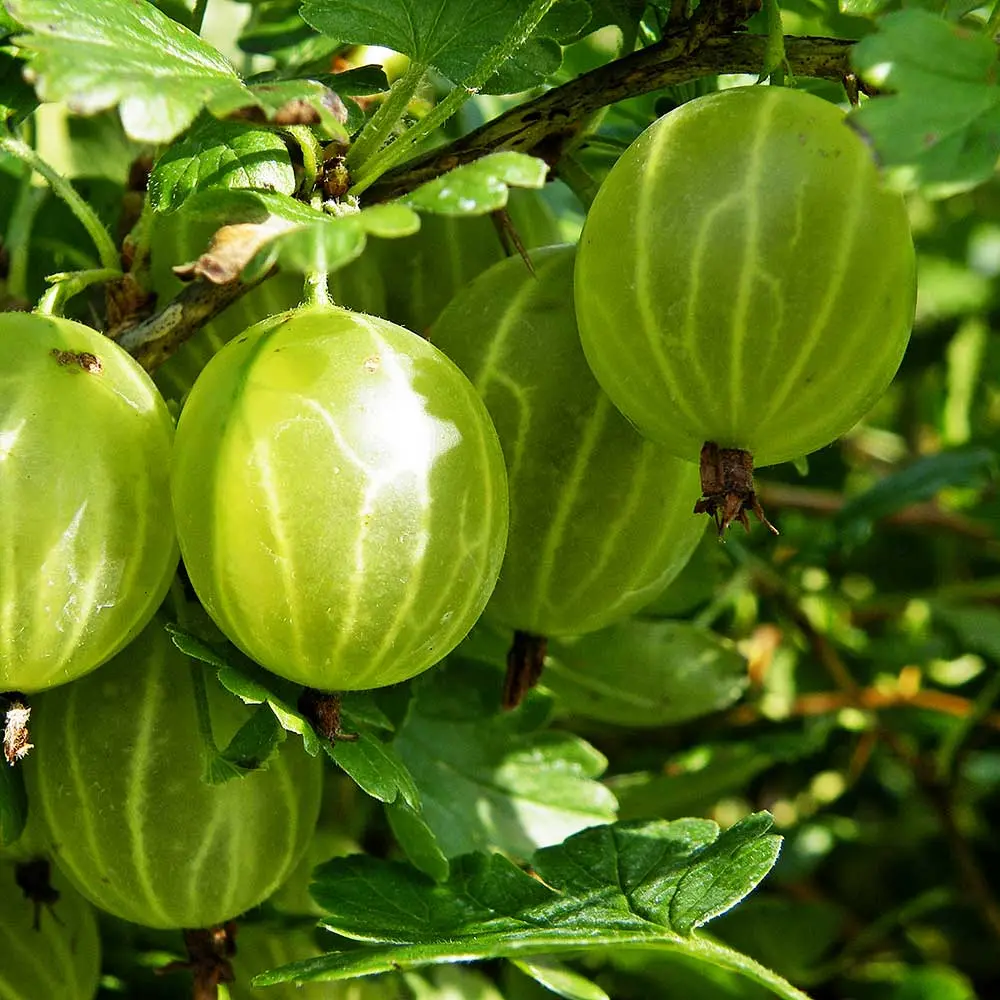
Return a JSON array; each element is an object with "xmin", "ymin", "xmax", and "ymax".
[
  {"xmin": 302, "ymin": 0, "xmax": 550, "ymax": 85},
  {"xmin": 254, "ymin": 814, "xmax": 787, "ymax": 992},
  {"xmin": 204, "ymin": 704, "xmax": 288, "ymax": 784},
  {"xmin": 6, "ymin": 0, "xmax": 256, "ymax": 142},
  {"xmin": 851, "ymin": 9, "xmax": 1000, "ymax": 197}
]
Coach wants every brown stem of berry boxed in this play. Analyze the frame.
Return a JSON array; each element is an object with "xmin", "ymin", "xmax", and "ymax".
[
  {"xmin": 693, "ymin": 441, "xmax": 778, "ymax": 537},
  {"xmin": 503, "ymin": 631, "xmax": 548, "ymax": 710},
  {"xmin": 297, "ymin": 689, "xmax": 358, "ymax": 744},
  {"xmin": 157, "ymin": 923, "xmax": 238, "ymax": 1000},
  {"xmin": 2, "ymin": 692, "xmax": 32, "ymax": 765},
  {"xmin": 15, "ymin": 858, "xmax": 60, "ymax": 931}
]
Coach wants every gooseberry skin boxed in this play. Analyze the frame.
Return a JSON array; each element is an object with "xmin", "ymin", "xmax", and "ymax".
[
  {"xmin": 373, "ymin": 188, "xmax": 563, "ymax": 334},
  {"xmin": 0, "ymin": 862, "xmax": 101, "ymax": 1000},
  {"xmin": 0, "ymin": 313, "xmax": 178, "ymax": 694},
  {"xmin": 171, "ymin": 305, "xmax": 508, "ymax": 691},
  {"xmin": 574, "ymin": 86, "xmax": 916, "ymax": 468},
  {"xmin": 23, "ymin": 617, "xmax": 323, "ymax": 930},
  {"xmin": 431, "ymin": 245, "xmax": 704, "ymax": 636}
]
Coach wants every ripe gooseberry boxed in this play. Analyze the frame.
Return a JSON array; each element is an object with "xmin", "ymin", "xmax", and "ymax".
[
  {"xmin": 431, "ymin": 246, "xmax": 703, "ymax": 702},
  {"xmin": 23, "ymin": 616, "xmax": 323, "ymax": 930},
  {"xmin": 574, "ymin": 86, "xmax": 916, "ymax": 531},
  {"xmin": 171, "ymin": 305, "xmax": 508, "ymax": 692},
  {"xmin": 0, "ymin": 313, "xmax": 177, "ymax": 694}
]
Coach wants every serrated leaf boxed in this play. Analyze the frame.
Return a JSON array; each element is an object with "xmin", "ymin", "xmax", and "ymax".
[
  {"xmin": 7, "ymin": 0, "xmax": 256, "ymax": 142},
  {"xmin": 386, "ymin": 800, "xmax": 450, "ymax": 881},
  {"xmin": 0, "ymin": 755, "xmax": 26, "ymax": 847},
  {"xmin": 834, "ymin": 447, "xmax": 997, "ymax": 549},
  {"xmin": 403, "ymin": 151, "xmax": 548, "ymax": 215},
  {"xmin": 326, "ymin": 731, "xmax": 420, "ymax": 809},
  {"xmin": 301, "ymin": 0, "xmax": 548, "ymax": 85},
  {"xmin": 257, "ymin": 814, "xmax": 788, "ymax": 992},
  {"xmin": 148, "ymin": 119, "xmax": 296, "ymax": 214},
  {"xmin": 544, "ymin": 620, "xmax": 748, "ymax": 727},
  {"xmin": 850, "ymin": 10, "xmax": 1000, "ymax": 197},
  {"xmin": 393, "ymin": 658, "xmax": 617, "ymax": 859},
  {"xmin": 204, "ymin": 703, "xmax": 288, "ymax": 785},
  {"xmin": 512, "ymin": 957, "xmax": 609, "ymax": 1000}
]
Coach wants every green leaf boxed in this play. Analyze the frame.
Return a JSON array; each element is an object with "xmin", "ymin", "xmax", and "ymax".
[
  {"xmin": 167, "ymin": 624, "xmax": 420, "ymax": 807},
  {"xmin": 834, "ymin": 447, "xmax": 997, "ymax": 549},
  {"xmin": 386, "ymin": 800, "xmax": 451, "ymax": 881},
  {"xmin": 393, "ymin": 658, "xmax": 617, "ymax": 859},
  {"xmin": 850, "ymin": 9, "xmax": 1000, "ymax": 197},
  {"xmin": 148, "ymin": 119, "xmax": 296, "ymax": 214},
  {"xmin": 0, "ymin": 752, "xmax": 26, "ymax": 847},
  {"xmin": 544, "ymin": 620, "xmax": 748, "ymax": 728},
  {"xmin": 7, "ymin": 0, "xmax": 257, "ymax": 142},
  {"xmin": 511, "ymin": 957, "xmax": 609, "ymax": 1000},
  {"xmin": 301, "ymin": 0, "xmax": 548, "ymax": 84},
  {"xmin": 403, "ymin": 152, "xmax": 548, "ymax": 215},
  {"xmin": 326, "ymin": 731, "xmax": 420, "ymax": 810},
  {"xmin": 204, "ymin": 703, "xmax": 287, "ymax": 784},
  {"xmin": 256, "ymin": 815, "xmax": 791, "ymax": 997}
]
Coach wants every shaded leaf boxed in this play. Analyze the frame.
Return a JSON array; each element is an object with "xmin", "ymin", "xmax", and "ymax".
[
  {"xmin": 393, "ymin": 658, "xmax": 617, "ymax": 859},
  {"xmin": 326, "ymin": 730, "xmax": 420, "ymax": 810},
  {"xmin": 386, "ymin": 800, "xmax": 451, "ymax": 881},
  {"xmin": 851, "ymin": 10, "xmax": 1000, "ymax": 197},
  {"xmin": 404, "ymin": 151, "xmax": 548, "ymax": 215},
  {"xmin": 148, "ymin": 119, "xmax": 295, "ymax": 214},
  {"xmin": 244, "ymin": 78, "xmax": 349, "ymax": 137},
  {"xmin": 255, "ymin": 815, "xmax": 786, "ymax": 992},
  {"xmin": 544, "ymin": 620, "xmax": 748, "ymax": 727},
  {"xmin": 204, "ymin": 703, "xmax": 287, "ymax": 784},
  {"xmin": 7, "ymin": 0, "xmax": 256, "ymax": 142},
  {"xmin": 0, "ymin": 48, "xmax": 35, "ymax": 126}
]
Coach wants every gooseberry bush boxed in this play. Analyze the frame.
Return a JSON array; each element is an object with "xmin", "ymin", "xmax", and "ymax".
[{"xmin": 1, "ymin": 2, "xmax": 999, "ymax": 999}]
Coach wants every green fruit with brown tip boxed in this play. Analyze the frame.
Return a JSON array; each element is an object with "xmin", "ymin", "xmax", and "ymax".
[{"xmin": 574, "ymin": 85, "xmax": 916, "ymax": 470}]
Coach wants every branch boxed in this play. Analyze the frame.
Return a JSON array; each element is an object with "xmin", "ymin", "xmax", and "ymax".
[
  {"xmin": 113, "ymin": 273, "xmax": 272, "ymax": 373},
  {"xmin": 364, "ymin": 33, "xmax": 855, "ymax": 203}
]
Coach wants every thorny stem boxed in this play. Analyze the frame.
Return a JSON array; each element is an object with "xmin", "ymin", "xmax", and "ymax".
[
  {"xmin": 350, "ymin": 0, "xmax": 561, "ymax": 195},
  {"xmin": 113, "ymin": 272, "xmax": 272, "ymax": 372},
  {"xmin": 363, "ymin": 31, "xmax": 858, "ymax": 202},
  {"xmin": 0, "ymin": 135, "xmax": 121, "ymax": 274}
]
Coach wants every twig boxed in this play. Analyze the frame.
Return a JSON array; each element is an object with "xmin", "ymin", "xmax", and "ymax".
[
  {"xmin": 727, "ymin": 685, "xmax": 1000, "ymax": 730},
  {"xmin": 113, "ymin": 273, "xmax": 273, "ymax": 373},
  {"xmin": 756, "ymin": 482, "xmax": 997, "ymax": 545},
  {"xmin": 364, "ymin": 33, "xmax": 855, "ymax": 203}
]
